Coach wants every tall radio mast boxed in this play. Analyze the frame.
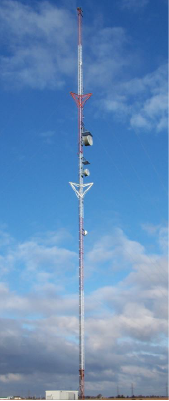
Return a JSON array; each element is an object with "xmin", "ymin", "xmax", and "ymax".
[{"xmin": 69, "ymin": 7, "xmax": 93, "ymax": 400}]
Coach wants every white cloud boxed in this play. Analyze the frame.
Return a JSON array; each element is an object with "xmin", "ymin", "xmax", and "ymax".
[
  {"xmin": 102, "ymin": 64, "xmax": 168, "ymax": 132},
  {"xmin": 0, "ymin": 1, "xmax": 135, "ymax": 95},
  {"xmin": 0, "ymin": 0, "xmax": 76, "ymax": 89},
  {"xmin": 120, "ymin": 0, "xmax": 149, "ymax": 10},
  {"xmin": 141, "ymin": 223, "xmax": 161, "ymax": 235},
  {"xmin": 6, "ymin": 231, "xmax": 76, "ymax": 274},
  {"xmin": 0, "ymin": 373, "xmax": 23, "ymax": 383},
  {"xmin": 86, "ymin": 26, "xmax": 133, "ymax": 91},
  {"xmin": 0, "ymin": 1, "xmax": 167, "ymax": 133},
  {"xmin": 0, "ymin": 226, "xmax": 167, "ymax": 396},
  {"xmin": 158, "ymin": 226, "xmax": 168, "ymax": 252},
  {"xmin": 39, "ymin": 130, "xmax": 55, "ymax": 144},
  {"xmin": 16, "ymin": 239, "xmax": 76, "ymax": 271},
  {"xmin": 86, "ymin": 227, "xmax": 165, "ymax": 275}
]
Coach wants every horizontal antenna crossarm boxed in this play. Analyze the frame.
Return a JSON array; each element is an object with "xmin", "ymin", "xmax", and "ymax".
[
  {"xmin": 69, "ymin": 182, "xmax": 93, "ymax": 199},
  {"xmin": 70, "ymin": 92, "xmax": 92, "ymax": 108}
]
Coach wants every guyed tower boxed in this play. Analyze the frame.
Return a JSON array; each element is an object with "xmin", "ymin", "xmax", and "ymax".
[{"xmin": 69, "ymin": 7, "xmax": 93, "ymax": 400}]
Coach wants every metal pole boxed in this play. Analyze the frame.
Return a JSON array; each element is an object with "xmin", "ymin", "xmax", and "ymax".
[
  {"xmin": 131, "ymin": 383, "xmax": 134, "ymax": 398},
  {"xmin": 69, "ymin": 7, "xmax": 93, "ymax": 399},
  {"xmin": 77, "ymin": 7, "xmax": 85, "ymax": 399}
]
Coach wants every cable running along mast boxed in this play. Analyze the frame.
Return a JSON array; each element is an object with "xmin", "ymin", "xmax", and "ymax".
[{"xmin": 69, "ymin": 7, "xmax": 93, "ymax": 400}]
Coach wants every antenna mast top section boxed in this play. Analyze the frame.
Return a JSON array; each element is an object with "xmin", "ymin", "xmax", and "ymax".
[
  {"xmin": 77, "ymin": 7, "xmax": 83, "ymax": 95},
  {"xmin": 77, "ymin": 6, "xmax": 83, "ymax": 44},
  {"xmin": 77, "ymin": 7, "xmax": 83, "ymax": 16}
]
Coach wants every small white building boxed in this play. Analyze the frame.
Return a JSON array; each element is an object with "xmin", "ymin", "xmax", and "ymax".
[{"xmin": 45, "ymin": 390, "xmax": 78, "ymax": 400}]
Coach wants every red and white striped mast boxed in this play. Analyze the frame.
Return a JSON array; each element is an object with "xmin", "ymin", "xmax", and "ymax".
[{"xmin": 69, "ymin": 7, "xmax": 93, "ymax": 400}]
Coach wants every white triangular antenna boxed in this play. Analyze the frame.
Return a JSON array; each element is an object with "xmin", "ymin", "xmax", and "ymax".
[{"xmin": 69, "ymin": 182, "xmax": 93, "ymax": 199}]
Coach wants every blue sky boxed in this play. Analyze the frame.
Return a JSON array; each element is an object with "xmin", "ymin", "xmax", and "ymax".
[{"xmin": 0, "ymin": 0, "xmax": 168, "ymax": 398}]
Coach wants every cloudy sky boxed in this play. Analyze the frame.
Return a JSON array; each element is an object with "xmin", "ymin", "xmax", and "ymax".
[{"xmin": 0, "ymin": 0, "xmax": 168, "ymax": 398}]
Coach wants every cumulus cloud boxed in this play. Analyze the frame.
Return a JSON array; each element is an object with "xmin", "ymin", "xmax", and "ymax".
[
  {"xmin": 102, "ymin": 64, "xmax": 168, "ymax": 132},
  {"xmin": 0, "ymin": 229, "xmax": 77, "ymax": 277},
  {"xmin": 0, "ymin": 1, "xmax": 131, "ymax": 92},
  {"xmin": 0, "ymin": 1, "xmax": 167, "ymax": 133},
  {"xmin": 85, "ymin": 26, "xmax": 132, "ymax": 90},
  {"xmin": 120, "ymin": 0, "xmax": 149, "ymax": 11},
  {"xmin": 158, "ymin": 226, "xmax": 168, "ymax": 253},
  {"xmin": 39, "ymin": 130, "xmax": 55, "ymax": 144},
  {"xmin": 0, "ymin": 226, "xmax": 167, "ymax": 396},
  {"xmin": 86, "ymin": 227, "xmax": 167, "ymax": 288},
  {"xmin": 0, "ymin": 0, "xmax": 76, "ymax": 89}
]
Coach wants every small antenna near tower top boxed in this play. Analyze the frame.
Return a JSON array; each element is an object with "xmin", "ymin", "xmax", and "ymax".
[{"xmin": 77, "ymin": 7, "xmax": 83, "ymax": 15}]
